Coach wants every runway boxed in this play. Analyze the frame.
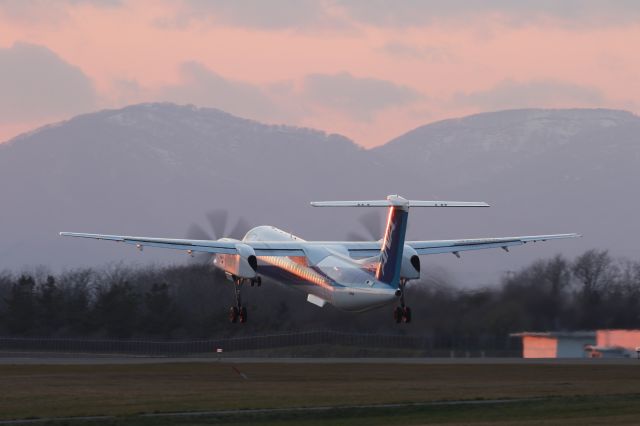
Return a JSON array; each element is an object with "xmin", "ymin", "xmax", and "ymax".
[{"xmin": 1, "ymin": 352, "xmax": 638, "ymax": 365}]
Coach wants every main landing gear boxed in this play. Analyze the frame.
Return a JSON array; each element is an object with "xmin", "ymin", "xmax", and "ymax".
[
  {"xmin": 394, "ymin": 279, "xmax": 412, "ymax": 324},
  {"xmin": 228, "ymin": 276, "xmax": 261, "ymax": 323}
]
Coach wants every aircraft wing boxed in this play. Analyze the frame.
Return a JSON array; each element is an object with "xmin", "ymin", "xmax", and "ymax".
[
  {"xmin": 407, "ymin": 233, "xmax": 580, "ymax": 256},
  {"xmin": 60, "ymin": 232, "xmax": 240, "ymax": 254},
  {"xmin": 60, "ymin": 232, "xmax": 579, "ymax": 258},
  {"xmin": 339, "ymin": 233, "xmax": 580, "ymax": 258},
  {"xmin": 59, "ymin": 232, "xmax": 307, "ymax": 256}
]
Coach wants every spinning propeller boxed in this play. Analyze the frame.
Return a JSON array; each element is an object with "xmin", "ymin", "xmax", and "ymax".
[
  {"xmin": 346, "ymin": 210, "xmax": 384, "ymax": 241},
  {"xmin": 185, "ymin": 210, "xmax": 251, "ymax": 263}
]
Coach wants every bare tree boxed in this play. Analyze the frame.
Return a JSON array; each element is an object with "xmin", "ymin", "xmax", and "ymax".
[{"xmin": 572, "ymin": 249, "xmax": 618, "ymax": 328}]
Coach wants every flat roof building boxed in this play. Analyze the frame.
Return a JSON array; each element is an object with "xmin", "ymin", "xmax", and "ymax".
[
  {"xmin": 511, "ymin": 330, "xmax": 640, "ymax": 358},
  {"xmin": 510, "ymin": 331, "xmax": 595, "ymax": 358}
]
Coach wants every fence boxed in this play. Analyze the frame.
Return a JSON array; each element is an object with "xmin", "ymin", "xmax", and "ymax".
[{"xmin": 0, "ymin": 331, "xmax": 520, "ymax": 358}]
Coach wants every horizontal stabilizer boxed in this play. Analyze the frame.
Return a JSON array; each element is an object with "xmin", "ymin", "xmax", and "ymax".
[
  {"xmin": 408, "ymin": 201, "xmax": 489, "ymax": 207},
  {"xmin": 311, "ymin": 195, "xmax": 489, "ymax": 208}
]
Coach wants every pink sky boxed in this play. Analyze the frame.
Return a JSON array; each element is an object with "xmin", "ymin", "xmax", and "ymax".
[{"xmin": 1, "ymin": 1, "xmax": 639, "ymax": 147}]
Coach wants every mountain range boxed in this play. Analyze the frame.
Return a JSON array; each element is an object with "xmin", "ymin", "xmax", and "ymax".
[{"xmin": 1, "ymin": 103, "xmax": 637, "ymax": 286}]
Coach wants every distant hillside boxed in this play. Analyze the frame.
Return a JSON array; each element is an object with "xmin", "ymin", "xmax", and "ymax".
[
  {"xmin": 1, "ymin": 104, "xmax": 637, "ymax": 285},
  {"xmin": 0, "ymin": 103, "xmax": 395, "ymax": 271},
  {"xmin": 372, "ymin": 109, "xmax": 640, "ymax": 281},
  {"xmin": 376, "ymin": 108, "xmax": 638, "ymax": 187}
]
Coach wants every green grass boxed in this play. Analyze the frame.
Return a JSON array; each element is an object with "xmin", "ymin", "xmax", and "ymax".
[
  {"xmin": 1, "ymin": 362, "xmax": 640, "ymax": 424},
  {"xmin": 27, "ymin": 395, "xmax": 640, "ymax": 425}
]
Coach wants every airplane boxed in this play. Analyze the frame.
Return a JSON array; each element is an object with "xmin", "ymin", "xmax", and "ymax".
[{"xmin": 60, "ymin": 195, "xmax": 579, "ymax": 324}]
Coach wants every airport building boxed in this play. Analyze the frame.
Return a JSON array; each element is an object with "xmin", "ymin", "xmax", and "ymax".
[{"xmin": 511, "ymin": 330, "xmax": 640, "ymax": 358}]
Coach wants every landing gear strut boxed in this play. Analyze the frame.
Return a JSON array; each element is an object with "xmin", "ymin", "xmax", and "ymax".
[
  {"xmin": 394, "ymin": 279, "xmax": 412, "ymax": 324},
  {"xmin": 229, "ymin": 277, "xmax": 248, "ymax": 323},
  {"xmin": 250, "ymin": 276, "xmax": 262, "ymax": 287}
]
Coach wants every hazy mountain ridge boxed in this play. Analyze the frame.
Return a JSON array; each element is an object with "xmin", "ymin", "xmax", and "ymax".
[
  {"xmin": 374, "ymin": 108, "xmax": 639, "ymax": 188},
  {"xmin": 1, "ymin": 103, "xmax": 638, "ymax": 285},
  {"xmin": 0, "ymin": 103, "xmax": 391, "ymax": 272}
]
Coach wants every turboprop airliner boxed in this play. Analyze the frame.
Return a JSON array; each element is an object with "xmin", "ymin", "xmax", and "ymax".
[{"xmin": 60, "ymin": 195, "xmax": 579, "ymax": 323}]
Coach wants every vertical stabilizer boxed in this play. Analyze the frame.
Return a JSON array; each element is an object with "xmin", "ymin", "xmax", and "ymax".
[{"xmin": 375, "ymin": 195, "xmax": 409, "ymax": 286}]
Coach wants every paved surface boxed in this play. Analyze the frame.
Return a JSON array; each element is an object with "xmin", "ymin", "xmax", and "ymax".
[
  {"xmin": 0, "ymin": 397, "xmax": 541, "ymax": 424},
  {"xmin": 0, "ymin": 352, "xmax": 639, "ymax": 365}
]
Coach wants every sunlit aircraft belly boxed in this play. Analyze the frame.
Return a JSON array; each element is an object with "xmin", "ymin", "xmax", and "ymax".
[{"xmin": 243, "ymin": 226, "xmax": 398, "ymax": 312}]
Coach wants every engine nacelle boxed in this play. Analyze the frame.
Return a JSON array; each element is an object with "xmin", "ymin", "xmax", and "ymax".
[
  {"xmin": 213, "ymin": 243, "xmax": 258, "ymax": 279},
  {"xmin": 400, "ymin": 245, "xmax": 420, "ymax": 280}
]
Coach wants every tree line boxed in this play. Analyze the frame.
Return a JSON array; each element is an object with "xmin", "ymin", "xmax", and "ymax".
[{"xmin": 0, "ymin": 249, "xmax": 639, "ymax": 349}]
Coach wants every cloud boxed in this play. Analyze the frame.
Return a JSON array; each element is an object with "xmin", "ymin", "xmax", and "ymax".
[
  {"xmin": 124, "ymin": 69, "xmax": 422, "ymax": 125},
  {"xmin": 161, "ymin": 0, "xmax": 345, "ymax": 31},
  {"xmin": 452, "ymin": 79, "xmax": 605, "ymax": 110},
  {"xmin": 379, "ymin": 42, "xmax": 454, "ymax": 62},
  {"xmin": 160, "ymin": 1, "xmax": 640, "ymax": 31},
  {"xmin": 157, "ymin": 61, "xmax": 282, "ymax": 121},
  {"xmin": 0, "ymin": 0, "xmax": 121, "ymax": 25},
  {"xmin": 336, "ymin": 0, "xmax": 640, "ymax": 28},
  {"xmin": 0, "ymin": 42, "xmax": 97, "ymax": 123},
  {"xmin": 302, "ymin": 72, "xmax": 423, "ymax": 120}
]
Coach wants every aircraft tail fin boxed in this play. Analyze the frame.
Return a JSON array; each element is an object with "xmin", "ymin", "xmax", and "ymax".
[{"xmin": 376, "ymin": 202, "xmax": 409, "ymax": 286}]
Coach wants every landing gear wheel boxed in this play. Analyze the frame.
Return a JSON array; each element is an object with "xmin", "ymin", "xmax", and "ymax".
[
  {"xmin": 394, "ymin": 279, "xmax": 412, "ymax": 324},
  {"xmin": 239, "ymin": 306, "xmax": 248, "ymax": 323},
  {"xmin": 230, "ymin": 277, "xmax": 249, "ymax": 323},
  {"xmin": 393, "ymin": 306, "xmax": 403, "ymax": 323},
  {"xmin": 256, "ymin": 276, "xmax": 262, "ymax": 287},
  {"xmin": 229, "ymin": 306, "xmax": 239, "ymax": 323},
  {"xmin": 402, "ymin": 306, "xmax": 412, "ymax": 323}
]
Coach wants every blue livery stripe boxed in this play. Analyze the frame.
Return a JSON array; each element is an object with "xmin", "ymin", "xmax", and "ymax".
[{"xmin": 375, "ymin": 208, "xmax": 408, "ymax": 286}]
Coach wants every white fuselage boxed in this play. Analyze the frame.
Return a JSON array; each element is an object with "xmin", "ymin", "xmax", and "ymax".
[{"xmin": 234, "ymin": 226, "xmax": 399, "ymax": 311}]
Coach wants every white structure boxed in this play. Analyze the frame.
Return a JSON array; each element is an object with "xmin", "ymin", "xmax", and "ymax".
[
  {"xmin": 512, "ymin": 330, "xmax": 640, "ymax": 358},
  {"xmin": 511, "ymin": 331, "xmax": 595, "ymax": 358}
]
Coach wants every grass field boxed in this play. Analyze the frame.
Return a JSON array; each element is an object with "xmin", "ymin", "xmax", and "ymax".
[{"xmin": 1, "ymin": 361, "xmax": 640, "ymax": 424}]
